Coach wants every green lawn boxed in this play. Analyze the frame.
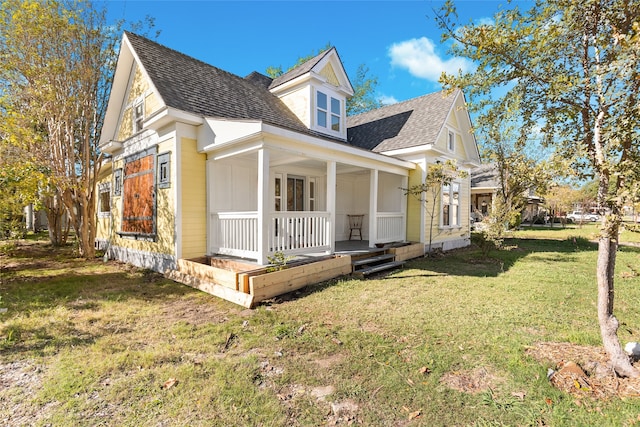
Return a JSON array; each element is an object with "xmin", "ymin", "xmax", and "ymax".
[{"xmin": 1, "ymin": 234, "xmax": 640, "ymax": 426}]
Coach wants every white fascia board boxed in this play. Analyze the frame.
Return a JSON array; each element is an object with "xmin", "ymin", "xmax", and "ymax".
[
  {"xmin": 379, "ymin": 144, "xmax": 436, "ymax": 158},
  {"xmin": 198, "ymin": 118, "xmax": 263, "ymax": 152},
  {"xmin": 261, "ymin": 124, "xmax": 414, "ymax": 175},
  {"xmin": 269, "ymin": 74, "xmax": 312, "ymax": 95},
  {"xmin": 145, "ymin": 107, "xmax": 203, "ymax": 131},
  {"xmin": 100, "ymin": 40, "xmax": 135, "ymax": 145},
  {"xmin": 471, "ymin": 186, "xmax": 499, "ymax": 192}
]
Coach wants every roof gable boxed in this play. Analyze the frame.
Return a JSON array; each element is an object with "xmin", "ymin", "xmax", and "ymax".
[
  {"xmin": 268, "ymin": 47, "xmax": 354, "ymax": 97},
  {"xmin": 346, "ymin": 91, "xmax": 456, "ymax": 153},
  {"xmin": 110, "ymin": 33, "xmax": 309, "ymax": 136},
  {"xmin": 346, "ymin": 90, "xmax": 481, "ymax": 165}
]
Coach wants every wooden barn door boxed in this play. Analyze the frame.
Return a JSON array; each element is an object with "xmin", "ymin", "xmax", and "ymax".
[{"xmin": 122, "ymin": 153, "xmax": 155, "ymax": 234}]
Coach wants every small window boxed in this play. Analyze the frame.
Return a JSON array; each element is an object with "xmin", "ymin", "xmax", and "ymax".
[
  {"xmin": 157, "ymin": 152, "xmax": 171, "ymax": 189},
  {"xmin": 317, "ymin": 92, "xmax": 327, "ymax": 128},
  {"xmin": 113, "ymin": 168, "xmax": 122, "ymax": 196},
  {"xmin": 99, "ymin": 183, "xmax": 111, "ymax": 217},
  {"xmin": 441, "ymin": 181, "xmax": 461, "ymax": 227},
  {"xmin": 133, "ymin": 100, "xmax": 144, "ymax": 133},
  {"xmin": 317, "ymin": 90, "xmax": 341, "ymax": 133},
  {"xmin": 448, "ymin": 130, "xmax": 455, "ymax": 152},
  {"xmin": 309, "ymin": 178, "xmax": 316, "ymax": 211},
  {"xmin": 331, "ymin": 98, "xmax": 341, "ymax": 131},
  {"xmin": 274, "ymin": 174, "xmax": 282, "ymax": 211}
]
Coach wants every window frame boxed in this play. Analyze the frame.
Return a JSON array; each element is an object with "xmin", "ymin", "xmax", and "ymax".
[
  {"xmin": 133, "ymin": 98, "xmax": 144, "ymax": 134},
  {"xmin": 157, "ymin": 152, "xmax": 171, "ymax": 189},
  {"xmin": 315, "ymin": 89, "xmax": 343, "ymax": 136},
  {"xmin": 447, "ymin": 129, "xmax": 456, "ymax": 152},
  {"xmin": 441, "ymin": 180, "xmax": 461, "ymax": 228},
  {"xmin": 113, "ymin": 168, "xmax": 123, "ymax": 196},
  {"xmin": 98, "ymin": 182, "xmax": 111, "ymax": 218}
]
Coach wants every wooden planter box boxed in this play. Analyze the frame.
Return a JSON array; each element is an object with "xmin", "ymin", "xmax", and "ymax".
[
  {"xmin": 167, "ymin": 255, "xmax": 352, "ymax": 308},
  {"xmin": 387, "ymin": 242, "xmax": 424, "ymax": 262},
  {"xmin": 248, "ymin": 256, "xmax": 352, "ymax": 304}
]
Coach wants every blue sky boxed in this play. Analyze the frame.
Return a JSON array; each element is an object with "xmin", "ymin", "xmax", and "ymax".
[{"xmin": 105, "ymin": 0, "xmax": 525, "ymax": 105}]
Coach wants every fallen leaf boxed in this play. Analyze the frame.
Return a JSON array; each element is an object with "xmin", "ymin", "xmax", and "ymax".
[
  {"xmin": 331, "ymin": 337, "xmax": 343, "ymax": 345},
  {"xmin": 510, "ymin": 391, "xmax": 526, "ymax": 400},
  {"xmin": 162, "ymin": 378, "xmax": 178, "ymax": 390},
  {"xmin": 545, "ymin": 397, "xmax": 553, "ymax": 406},
  {"xmin": 406, "ymin": 378, "xmax": 415, "ymax": 386},
  {"xmin": 419, "ymin": 366, "xmax": 431, "ymax": 375},
  {"xmin": 408, "ymin": 410, "xmax": 421, "ymax": 420}
]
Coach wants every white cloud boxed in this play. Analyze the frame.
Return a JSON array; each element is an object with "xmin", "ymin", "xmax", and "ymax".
[
  {"xmin": 388, "ymin": 37, "xmax": 474, "ymax": 82},
  {"xmin": 378, "ymin": 94, "xmax": 399, "ymax": 105},
  {"xmin": 475, "ymin": 17, "xmax": 495, "ymax": 27}
]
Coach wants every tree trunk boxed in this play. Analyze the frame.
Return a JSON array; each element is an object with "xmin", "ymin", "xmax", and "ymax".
[{"xmin": 597, "ymin": 213, "xmax": 639, "ymax": 377}]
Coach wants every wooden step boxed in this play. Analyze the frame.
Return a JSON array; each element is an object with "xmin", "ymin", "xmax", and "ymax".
[
  {"xmin": 352, "ymin": 253, "xmax": 396, "ymax": 267},
  {"xmin": 354, "ymin": 261, "xmax": 405, "ymax": 277}
]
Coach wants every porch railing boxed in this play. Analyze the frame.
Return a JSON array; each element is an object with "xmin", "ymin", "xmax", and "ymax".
[
  {"xmin": 211, "ymin": 211, "xmax": 331, "ymax": 259},
  {"xmin": 376, "ymin": 212, "xmax": 405, "ymax": 243},
  {"xmin": 211, "ymin": 212, "xmax": 258, "ymax": 259},
  {"xmin": 269, "ymin": 212, "xmax": 330, "ymax": 254}
]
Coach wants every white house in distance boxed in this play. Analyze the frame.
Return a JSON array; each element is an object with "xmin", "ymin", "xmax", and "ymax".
[{"xmin": 95, "ymin": 32, "xmax": 481, "ymax": 305}]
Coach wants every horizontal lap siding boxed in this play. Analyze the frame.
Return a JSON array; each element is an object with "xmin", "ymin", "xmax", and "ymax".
[{"xmin": 180, "ymin": 137, "xmax": 207, "ymax": 259}]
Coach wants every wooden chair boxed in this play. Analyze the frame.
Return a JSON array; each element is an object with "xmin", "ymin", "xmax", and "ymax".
[{"xmin": 347, "ymin": 214, "xmax": 364, "ymax": 240}]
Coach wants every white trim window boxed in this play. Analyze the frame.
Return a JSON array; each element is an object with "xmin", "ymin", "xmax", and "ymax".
[
  {"xmin": 113, "ymin": 168, "xmax": 123, "ymax": 196},
  {"xmin": 133, "ymin": 99, "xmax": 144, "ymax": 133},
  {"xmin": 447, "ymin": 129, "xmax": 456, "ymax": 152},
  {"xmin": 157, "ymin": 152, "xmax": 171, "ymax": 189},
  {"xmin": 441, "ymin": 181, "xmax": 460, "ymax": 227},
  {"xmin": 98, "ymin": 183, "xmax": 111, "ymax": 217},
  {"xmin": 316, "ymin": 90, "xmax": 341, "ymax": 133}
]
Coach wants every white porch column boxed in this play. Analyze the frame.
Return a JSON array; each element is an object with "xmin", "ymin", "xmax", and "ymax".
[
  {"xmin": 257, "ymin": 148, "xmax": 270, "ymax": 264},
  {"xmin": 369, "ymin": 169, "xmax": 378, "ymax": 247},
  {"xmin": 326, "ymin": 161, "xmax": 336, "ymax": 254},
  {"xmin": 401, "ymin": 175, "xmax": 408, "ymax": 242}
]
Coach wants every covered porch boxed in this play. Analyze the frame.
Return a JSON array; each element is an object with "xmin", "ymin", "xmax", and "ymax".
[{"xmin": 205, "ymin": 138, "xmax": 413, "ymax": 265}]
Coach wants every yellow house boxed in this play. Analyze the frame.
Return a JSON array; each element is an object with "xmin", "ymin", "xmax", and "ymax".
[{"xmin": 96, "ymin": 32, "xmax": 481, "ymax": 274}]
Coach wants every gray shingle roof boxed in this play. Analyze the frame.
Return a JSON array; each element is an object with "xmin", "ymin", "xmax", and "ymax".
[
  {"xmin": 125, "ymin": 32, "xmax": 308, "ymax": 133},
  {"xmin": 471, "ymin": 163, "xmax": 499, "ymax": 189},
  {"xmin": 346, "ymin": 90, "xmax": 458, "ymax": 153},
  {"xmin": 268, "ymin": 48, "xmax": 334, "ymax": 90}
]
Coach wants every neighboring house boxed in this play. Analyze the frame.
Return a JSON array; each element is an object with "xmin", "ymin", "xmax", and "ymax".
[
  {"xmin": 470, "ymin": 163, "xmax": 499, "ymax": 222},
  {"xmin": 96, "ymin": 32, "xmax": 481, "ymax": 275},
  {"xmin": 470, "ymin": 162, "xmax": 545, "ymax": 224}
]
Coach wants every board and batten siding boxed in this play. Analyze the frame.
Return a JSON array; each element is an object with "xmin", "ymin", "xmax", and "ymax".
[{"xmin": 180, "ymin": 137, "xmax": 207, "ymax": 259}]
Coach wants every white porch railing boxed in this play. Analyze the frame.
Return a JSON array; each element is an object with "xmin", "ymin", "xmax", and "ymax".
[
  {"xmin": 376, "ymin": 212, "xmax": 405, "ymax": 243},
  {"xmin": 211, "ymin": 212, "xmax": 258, "ymax": 259},
  {"xmin": 211, "ymin": 211, "xmax": 331, "ymax": 259},
  {"xmin": 269, "ymin": 212, "xmax": 331, "ymax": 254}
]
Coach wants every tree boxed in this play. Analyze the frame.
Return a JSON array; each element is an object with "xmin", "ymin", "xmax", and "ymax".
[
  {"xmin": 403, "ymin": 160, "xmax": 468, "ymax": 254},
  {"xmin": 0, "ymin": 0, "xmax": 128, "ymax": 257},
  {"xmin": 545, "ymin": 184, "xmax": 581, "ymax": 226},
  {"xmin": 437, "ymin": 0, "xmax": 640, "ymax": 376},
  {"xmin": 266, "ymin": 46, "xmax": 382, "ymax": 115}
]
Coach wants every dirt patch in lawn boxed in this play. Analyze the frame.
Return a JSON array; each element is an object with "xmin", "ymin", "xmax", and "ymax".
[
  {"xmin": 526, "ymin": 341, "xmax": 640, "ymax": 399},
  {"xmin": 440, "ymin": 366, "xmax": 504, "ymax": 394}
]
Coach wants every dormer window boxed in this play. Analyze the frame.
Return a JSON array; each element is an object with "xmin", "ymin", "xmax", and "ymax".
[{"xmin": 316, "ymin": 90, "xmax": 341, "ymax": 133}]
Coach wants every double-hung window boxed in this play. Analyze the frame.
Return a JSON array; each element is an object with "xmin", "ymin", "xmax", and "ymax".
[
  {"xmin": 442, "ymin": 181, "xmax": 460, "ymax": 227},
  {"xmin": 316, "ymin": 91, "xmax": 341, "ymax": 133}
]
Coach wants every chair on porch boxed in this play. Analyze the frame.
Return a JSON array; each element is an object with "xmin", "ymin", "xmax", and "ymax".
[{"xmin": 347, "ymin": 214, "xmax": 365, "ymax": 240}]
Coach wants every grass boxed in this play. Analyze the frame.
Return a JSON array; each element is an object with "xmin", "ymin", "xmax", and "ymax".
[{"xmin": 1, "ymin": 233, "xmax": 640, "ymax": 426}]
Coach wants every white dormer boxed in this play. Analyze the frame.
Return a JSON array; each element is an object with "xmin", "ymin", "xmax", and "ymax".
[{"xmin": 269, "ymin": 48, "xmax": 354, "ymax": 140}]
